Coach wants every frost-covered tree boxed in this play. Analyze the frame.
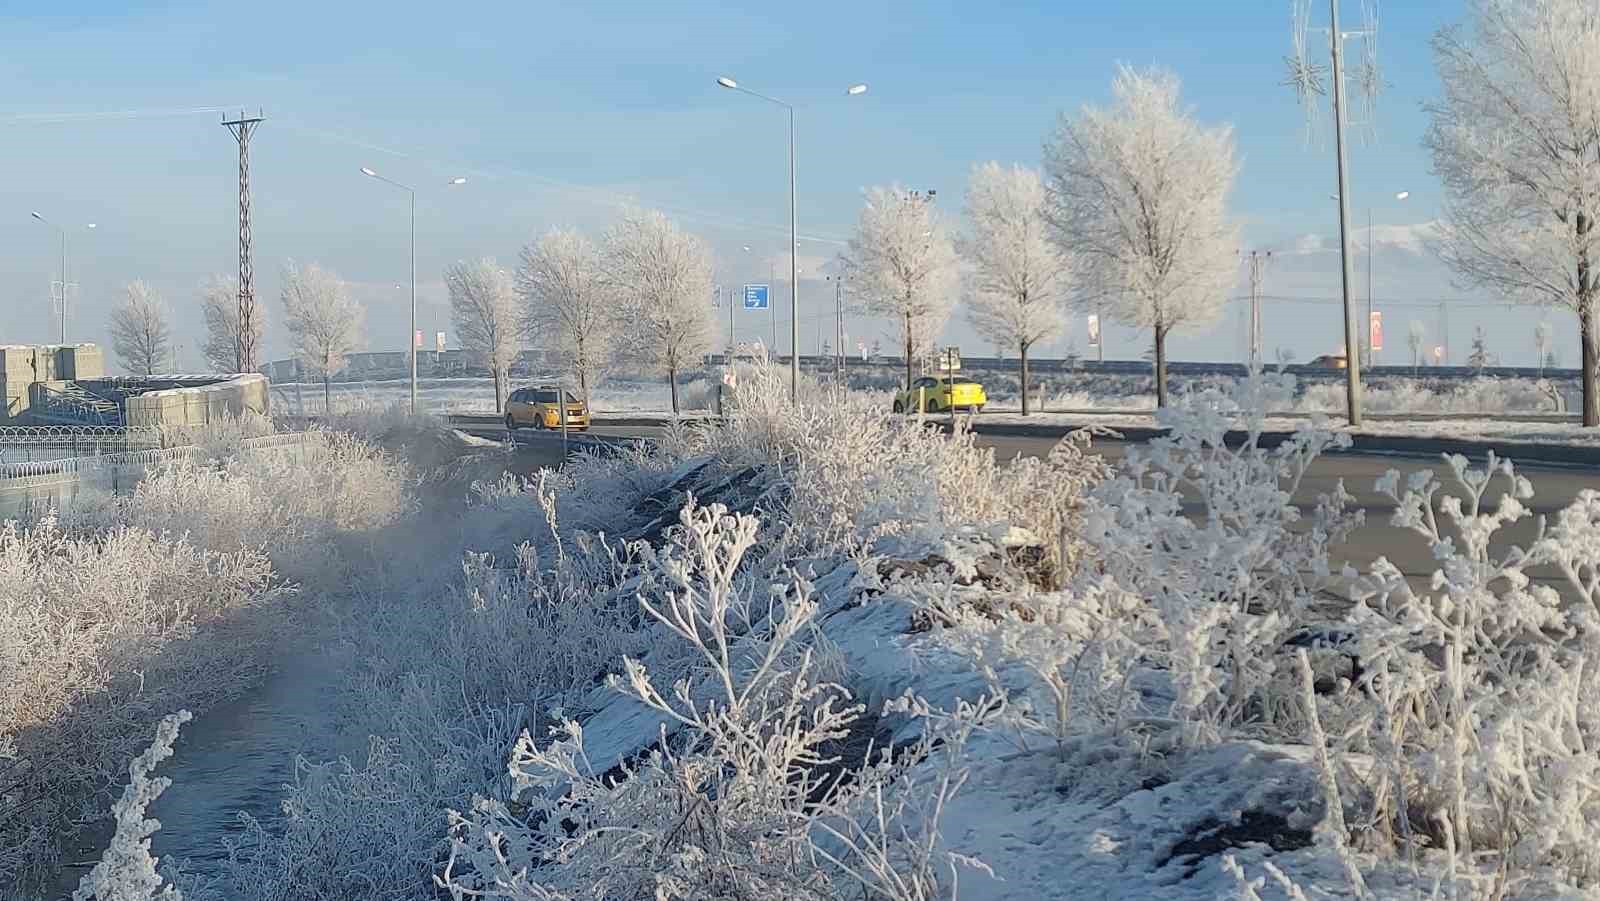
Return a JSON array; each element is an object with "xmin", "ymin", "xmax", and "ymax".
[
  {"xmin": 1425, "ymin": 0, "xmax": 1600, "ymax": 425},
  {"xmin": 1536, "ymin": 319, "xmax": 1554, "ymax": 377},
  {"xmin": 280, "ymin": 262, "xmax": 364, "ymax": 413},
  {"xmin": 1408, "ymin": 319, "xmax": 1426, "ymax": 373},
  {"xmin": 839, "ymin": 186, "xmax": 960, "ymax": 392},
  {"xmin": 517, "ymin": 227, "xmax": 615, "ymax": 409},
  {"xmin": 199, "ymin": 275, "xmax": 265, "ymax": 374},
  {"xmin": 444, "ymin": 258, "xmax": 521, "ymax": 412},
  {"xmin": 960, "ymin": 162, "xmax": 1069, "ymax": 415},
  {"xmin": 603, "ymin": 209, "xmax": 715, "ymax": 412},
  {"xmin": 107, "ymin": 281, "xmax": 171, "ymax": 376},
  {"xmin": 1468, "ymin": 325, "xmax": 1496, "ymax": 371},
  {"xmin": 1043, "ymin": 65, "xmax": 1239, "ymax": 407}
]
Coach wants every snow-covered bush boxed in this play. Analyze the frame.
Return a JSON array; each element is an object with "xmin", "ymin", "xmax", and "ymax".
[
  {"xmin": 79, "ymin": 429, "xmax": 411, "ymax": 584},
  {"xmin": 668, "ymin": 355, "xmax": 1110, "ymax": 572},
  {"xmin": 440, "ymin": 503, "xmax": 976, "ymax": 900},
  {"xmin": 156, "ymin": 410, "xmax": 276, "ymax": 452},
  {"xmin": 316, "ymin": 398, "xmax": 439, "ymax": 442},
  {"xmin": 1332, "ymin": 455, "xmax": 1600, "ymax": 895},
  {"xmin": 0, "ymin": 520, "xmax": 274, "ymax": 894},
  {"xmin": 195, "ymin": 470, "xmax": 645, "ymax": 901},
  {"xmin": 1086, "ymin": 371, "xmax": 1360, "ymax": 741}
]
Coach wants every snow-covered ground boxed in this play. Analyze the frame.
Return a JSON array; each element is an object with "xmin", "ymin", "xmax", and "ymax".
[{"xmin": 25, "ymin": 367, "xmax": 1600, "ymax": 900}]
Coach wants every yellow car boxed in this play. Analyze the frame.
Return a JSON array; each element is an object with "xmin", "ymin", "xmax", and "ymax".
[
  {"xmin": 506, "ymin": 386, "xmax": 589, "ymax": 431},
  {"xmin": 892, "ymin": 376, "xmax": 987, "ymax": 414}
]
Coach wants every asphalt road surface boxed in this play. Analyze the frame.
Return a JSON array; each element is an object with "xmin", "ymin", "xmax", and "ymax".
[{"xmin": 493, "ymin": 422, "xmax": 1599, "ymax": 605}]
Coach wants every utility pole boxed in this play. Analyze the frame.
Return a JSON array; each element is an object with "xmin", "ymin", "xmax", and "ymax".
[
  {"xmin": 1440, "ymin": 301, "xmax": 1450, "ymax": 366},
  {"xmin": 1328, "ymin": 0, "xmax": 1363, "ymax": 424},
  {"xmin": 223, "ymin": 110, "xmax": 264, "ymax": 374},
  {"xmin": 1285, "ymin": 0, "xmax": 1382, "ymax": 425},
  {"xmin": 1246, "ymin": 250, "xmax": 1270, "ymax": 370},
  {"xmin": 835, "ymin": 276, "xmax": 844, "ymax": 375}
]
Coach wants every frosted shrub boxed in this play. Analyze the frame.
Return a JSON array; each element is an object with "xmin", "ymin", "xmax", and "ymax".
[
  {"xmin": 1086, "ymin": 371, "xmax": 1360, "ymax": 741},
  {"xmin": 440, "ymin": 503, "xmax": 973, "ymax": 900},
  {"xmin": 157, "ymin": 410, "xmax": 276, "ymax": 453},
  {"xmin": 201, "ymin": 475, "xmax": 642, "ymax": 901},
  {"xmin": 71, "ymin": 710, "xmax": 192, "ymax": 901},
  {"xmin": 917, "ymin": 572, "xmax": 1145, "ymax": 761},
  {"xmin": 317, "ymin": 398, "xmax": 441, "ymax": 442},
  {"xmin": 1335, "ymin": 455, "xmax": 1600, "ymax": 894},
  {"xmin": 95, "ymin": 429, "xmax": 411, "ymax": 583},
  {"xmin": 672, "ymin": 355, "xmax": 1109, "ymax": 571},
  {"xmin": 0, "ymin": 521, "xmax": 274, "ymax": 894}
]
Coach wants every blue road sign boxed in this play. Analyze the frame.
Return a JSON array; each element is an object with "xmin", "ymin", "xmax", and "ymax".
[{"xmin": 743, "ymin": 284, "xmax": 770, "ymax": 310}]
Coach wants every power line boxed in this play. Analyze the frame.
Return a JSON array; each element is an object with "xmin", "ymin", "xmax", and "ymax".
[{"xmin": 0, "ymin": 106, "xmax": 243, "ymax": 125}]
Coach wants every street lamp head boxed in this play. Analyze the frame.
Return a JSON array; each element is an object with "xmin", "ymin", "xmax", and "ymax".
[
  {"xmin": 29, "ymin": 211, "xmax": 42, "ymax": 221},
  {"xmin": 1395, "ymin": 191, "xmax": 1410, "ymax": 200},
  {"xmin": 716, "ymin": 76, "xmax": 738, "ymax": 89},
  {"xmin": 360, "ymin": 166, "xmax": 378, "ymax": 177},
  {"xmin": 86, "ymin": 223, "xmax": 96, "ymax": 229},
  {"xmin": 742, "ymin": 245, "xmax": 751, "ymax": 252},
  {"xmin": 846, "ymin": 84, "xmax": 867, "ymax": 95},
  {"xmin": 449, "ymin": 177, "xmax": 467, "ymax": 185}
]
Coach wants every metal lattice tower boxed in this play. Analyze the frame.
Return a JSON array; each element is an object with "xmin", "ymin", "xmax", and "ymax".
[{"xmin": 223, "ymin": 111, "xmax": 264, "ymax": 374}]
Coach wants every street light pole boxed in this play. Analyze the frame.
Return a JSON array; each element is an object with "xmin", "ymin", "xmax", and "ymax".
[
  {"xmin": 788, "ymin": 104, "xmax": 799, "ymax": 398},
  {"xmin": 1365, "ymin": 191, "xmax": 1410, "ymax": 369},
  {"xmin": 717, "ymin": 76, "xmax": 866, "ymax": 402},
  {"xmin": 30, "ymin": 212, "xmax": 69, "ymax": 344},
  {"xmin": 359, "ymin": 167, "xmax": 466, "ymax": 415}
]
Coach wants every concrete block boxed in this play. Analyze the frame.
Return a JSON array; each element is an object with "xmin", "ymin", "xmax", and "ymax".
[{"xmin": 55, "ymin": 344, "xmax": 104, "ymax": 381}]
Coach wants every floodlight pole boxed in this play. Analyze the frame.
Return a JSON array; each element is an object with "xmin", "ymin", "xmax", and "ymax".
[{"xmin": 1329, "ymin": 0, "xmax": 1363, "ymax": 426}]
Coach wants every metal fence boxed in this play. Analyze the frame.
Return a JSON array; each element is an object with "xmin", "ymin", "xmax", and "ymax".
[
  {"xmin": 0, "ymin": 432, "xmax": 311, "ymax": 521},
  {"xmin": 0, "ymin": 426, "xmax": 164, "ymax": 463}
]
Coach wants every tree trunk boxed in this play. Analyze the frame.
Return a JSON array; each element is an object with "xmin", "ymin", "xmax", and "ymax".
[
  {"xmin": 668, "ymin": 362, "xmax": 680, "ymax": 414},
  {"xmin": 493, "ymin": 367, "xmax": 505, "ymax": 413},
  {"xmin": 323, "ymin": 375, "xmax": 331, "ymax": 416},
  {"xmin": 1583, "ymin": 298, "xmax": 1599, "ymax": 427},
  {"xmin": 579, "ymin": 367, "xmax": 590, "ymax": 412},
  {"xmin": 905, "ymin": 312, "xmax": 914, "ymax": 393},
  {"xmin": 1019, "ymin": 340, "xmax": 1032, "ymax": 417},
  {"xmin": 1582, "ymin": 212, "xmax": 1598, "ymax": 427},
  {"xmin": 1153, "ymin": 325, "xmax": 1170, "ymax": 408}
]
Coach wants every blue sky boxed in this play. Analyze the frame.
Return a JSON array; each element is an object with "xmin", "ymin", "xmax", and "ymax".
[{"xmin": 0, "ymin": 1, "xmax": 1567, "ymax": 370}]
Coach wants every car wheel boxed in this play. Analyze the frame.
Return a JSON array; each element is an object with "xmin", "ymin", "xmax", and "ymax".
[{"xmin": 505, "ymin": 414, "xmax": 517, "ymax": 431}]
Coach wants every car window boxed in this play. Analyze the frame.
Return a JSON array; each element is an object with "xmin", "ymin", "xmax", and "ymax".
[
  {"xmin": 510, "ymin": 389, "xmax": 525, "ymax": 402},
  {"xmin": 531, "ymin": 389, "xmax": 580, "ymax": 404}
]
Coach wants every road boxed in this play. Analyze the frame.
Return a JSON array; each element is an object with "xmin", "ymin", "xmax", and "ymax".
[{"xmin": 485, "ymin": 422, "xmax": 1597, "ymax": 605}]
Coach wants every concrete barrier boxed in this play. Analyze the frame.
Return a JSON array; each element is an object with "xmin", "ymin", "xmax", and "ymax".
[{"xmin": 121, "ymin": 373, "xmax": 270, "ymax": 429}]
